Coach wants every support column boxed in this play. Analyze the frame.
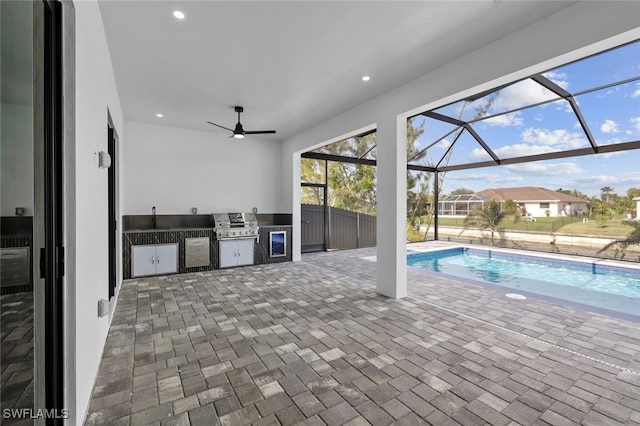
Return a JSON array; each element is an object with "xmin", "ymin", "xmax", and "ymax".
[{"xmin": 376, "ymin": 113, "xmax": 407, "ymax": 298}]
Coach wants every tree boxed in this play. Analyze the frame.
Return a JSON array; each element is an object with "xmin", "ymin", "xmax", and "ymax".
[
  {"xmin": 450, "ymin": 188, "xmax": 474, "ymax": 196},
  {"xmin": 408, "ymin": 95, "xmax": 496, "ymax": 239},
  {"xmin": 597, "ymin": 220, "xmax": 640, "ymax": 253},
  {"xmin": 556, "ymin": 188, "xmax": 589, "ymax": 200},
  {"xmin": 301, "ymin": 122, "xmax": 425, "ymax": 216},
  {"xmin": 461, "ymin": 199, "xmax": 521, "ymax": 245},
  {"xmin": 627, "ymin": 187, "xmax": 640, "ymax": 199},
  {"xmin": 600, "ymin": 186, "xmax": 615, "ymax": 204}
]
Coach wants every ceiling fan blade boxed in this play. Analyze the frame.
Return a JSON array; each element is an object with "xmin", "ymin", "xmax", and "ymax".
[
  {"xmin": 207, "ymin": 121, "xmax": 234, "ymax": 132},
  {"xmin": 244, "ymin": 130, "xmax": 277, "ymax": 135}
]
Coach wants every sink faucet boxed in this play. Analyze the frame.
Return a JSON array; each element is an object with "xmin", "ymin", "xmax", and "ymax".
[{"xmin": 152, "ymin": 206, "xmax": 156, "ymax": 229}]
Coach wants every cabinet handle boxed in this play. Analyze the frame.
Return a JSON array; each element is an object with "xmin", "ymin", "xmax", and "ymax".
[
  {"xmin": 151, "ymin": 256, "xmax": 155, "ymax": 264},
  {"xmin": 156, "ymin": 256, "xmax": 160, "ymax": 263}
]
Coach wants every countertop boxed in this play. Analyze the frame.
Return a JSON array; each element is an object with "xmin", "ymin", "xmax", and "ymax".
[{"xmin": 123, "ymin": 224, "xmax": 292, "ymax": 233}]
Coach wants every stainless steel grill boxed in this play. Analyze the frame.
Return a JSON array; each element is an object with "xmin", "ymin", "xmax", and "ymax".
[{"xmin": 211, "ymin": 212, "xmax": 259, "ymax": 240}]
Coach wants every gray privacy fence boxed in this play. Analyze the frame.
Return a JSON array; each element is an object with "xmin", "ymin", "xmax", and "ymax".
[{"xmin": 301, "ymin": 204, "xmax": 376, "ymax": 251}]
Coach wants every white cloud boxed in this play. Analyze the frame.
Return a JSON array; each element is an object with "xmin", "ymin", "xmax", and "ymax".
[
  {"xmin": 448, "ymin": 172, "xmax": 522, "ymax": 184},
  {"xmin": 503, "ymin": 161, "xmax": 584, "ymax": 176},
  {"xmin": 630, "ymin": 83, "xmax": 640, "ymax": 98},
  {"xmin": 575, "ymin": 173, "xmax": 640, "ymax": 188},
  {"xmin": 438, "ymin": 139, "xmax": 452, "ymax": 149},
  {"xmin": 542, "ymin": 71, "xmax": 569, "ymax": 90},
  {"xmin": 491, "ymin": 79, "xmax": 559, "ymax": 111},
  {"xmin": 464, "ymin": 126, "xmax": 590, "ymax": 163},
  {"xmin": 521, "ymin": 127, "xmax": 587, "ymax": 149},
  {"xmin": 600, "ymin": 119, "xmax": 619, "ymax": 133},
  {"xmin": 631, "ymin": 117, "xmax": 640, "ymax": 132},
  {"xmin": 482, "ymin": 112, "xmax": 523, "ymax": 127},
  {"xmin": 599, "ymin": 151, "xmax": 625, "ymax": 159},
  {"xmin": 470, "ymin": 143, "xmax": 556, "ymax": 161}
]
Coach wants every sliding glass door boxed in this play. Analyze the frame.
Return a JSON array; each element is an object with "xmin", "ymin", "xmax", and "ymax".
[{"xmin": 1, "ymin": 1, "xmax": 65, "ymax": 423}]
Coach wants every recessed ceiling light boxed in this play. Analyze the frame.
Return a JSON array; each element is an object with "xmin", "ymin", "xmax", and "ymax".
[
  {"xmin": 156, "ymin": 113, "xmax": 163, "ymax": 118},
  {"xmin": 362, "ymin": 75, "xmax": 371, "ymax": 82},
  {"xmin": 172, "ymin": 10, "xmax": 185, "ymax": 19}
]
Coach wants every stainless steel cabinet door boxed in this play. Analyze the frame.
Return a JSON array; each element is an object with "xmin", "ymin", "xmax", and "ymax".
[
  {"xmin": 219, "ymin": 240, "xmax": 237, "ymax": 268},
  {"xmin": 132, "ymin": 246, "xmax": 156, "ymax": 277},
  {"xmin": 236, "ymin": 239, "xmax": 254, "ymax": 266}
]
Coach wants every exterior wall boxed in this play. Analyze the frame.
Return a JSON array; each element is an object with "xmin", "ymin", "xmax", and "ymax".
[
  {"xmin": 123, "ymin": 121, "xmax": 283, "ymax": 215},
  {"xmin": 73, "ymin": 1, "xmax": 125, "ymax": 423},
  {"xmin": 524, "ymin": 202, "xmax": 558, "ymax": 218},
  {"xmin": 440, "ymin": 200, "xmax": 587, "ymax": 217},
  {"xmin": 525, "ymin": 201, "xmax": 587, "ymax": 217}
]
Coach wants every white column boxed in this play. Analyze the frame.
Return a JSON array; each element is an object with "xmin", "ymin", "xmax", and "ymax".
[
  {"xmin": 376, "ymin": 113, "xmax": 407, "ymax": 298},
  {"xmin": 291, "ymin": 152, "xmax": 302, "ymax": 261}
]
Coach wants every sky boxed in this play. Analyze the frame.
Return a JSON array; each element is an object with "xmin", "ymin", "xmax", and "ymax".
[{"xmin": 410, "ymin": 40, "xmax": 640, "ymax": 199}]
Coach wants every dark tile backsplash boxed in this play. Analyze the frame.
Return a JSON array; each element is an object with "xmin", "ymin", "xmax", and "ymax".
[
  {"xmin": 123, "ymin": 214, "xmax": 212, "ymax": 230},
  {"xmin": 1, "ymin": 216, "xmax": 33, "ymax": 237},
  {"xmin": 123, "ymin": 213, "xmax": 292, "ymax": 230}
]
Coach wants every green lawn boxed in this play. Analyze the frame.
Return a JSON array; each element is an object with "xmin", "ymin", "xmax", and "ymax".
[{"xmin": 556, "ymin": 219, "xmax": 634, "ymax": 237}]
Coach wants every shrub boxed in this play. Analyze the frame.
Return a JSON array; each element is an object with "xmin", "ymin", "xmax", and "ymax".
[{"xmin": 406, "ymin": 224, "xmax": 424, "ymax": 242}]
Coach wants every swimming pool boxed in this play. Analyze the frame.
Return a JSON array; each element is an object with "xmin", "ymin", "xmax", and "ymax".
[{"xmin": 407, "ymin": 247, "xmax": 640, "ymax": 319}]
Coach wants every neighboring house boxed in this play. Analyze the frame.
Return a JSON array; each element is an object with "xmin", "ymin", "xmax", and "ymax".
[
  {"xmin": 438, "ymin": 187, "xmax": 588, "ymax": 217},
  {"xmin": 634, "ymin": 196, "xmax": 640, "ymax": 219}
]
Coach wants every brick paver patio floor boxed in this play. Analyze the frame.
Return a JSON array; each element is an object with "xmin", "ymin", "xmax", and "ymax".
[{"xmin": 84, "ymin": 245, "xmax": 640, "ymax": 425}]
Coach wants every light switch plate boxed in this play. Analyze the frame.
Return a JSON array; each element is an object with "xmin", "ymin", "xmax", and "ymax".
[{"xmin": 98, "ymin": 299, "xmax": 110, "ymax": 317}]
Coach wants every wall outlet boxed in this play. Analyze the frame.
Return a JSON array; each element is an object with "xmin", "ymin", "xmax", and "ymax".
[
  {"xmin": 191, "ymin": 207, "xmax": 197, "ymax": 214},
  {"xmin": 98, "ymin": 299, "xmax": 110, "ymax": 317}
]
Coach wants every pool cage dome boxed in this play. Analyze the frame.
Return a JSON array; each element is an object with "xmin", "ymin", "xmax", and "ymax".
[{"xmin": 438, "ymin": 193, "xmax": 488, "ymax": 216}]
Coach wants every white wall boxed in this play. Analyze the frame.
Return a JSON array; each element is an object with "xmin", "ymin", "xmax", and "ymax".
[
  {"xmin": 1, "ymin": 0, "xmax": 33, "ymax": 217},
  {"xmin": 124, "ymin": 121, "xmax": 283, "ymax": 215},
  {"xmin": 1, "ymin": 104, "xmax": 33, "ymax": 216},
  {"xmin": 73, "ymin": 1, "xmax": 124, "ymax": 424}
]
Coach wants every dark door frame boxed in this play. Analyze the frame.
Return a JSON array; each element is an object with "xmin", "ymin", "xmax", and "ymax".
[
  {"xmin": 41, "ymin": 0, "xmax": 65, "ymax": 419},
  {"xmin": 107, "ymin": 118, "xmax": 117, "ymax": 300},
  {"xmin": 301, "ymin": 182, "xmax": 328, "ymax": 252}
]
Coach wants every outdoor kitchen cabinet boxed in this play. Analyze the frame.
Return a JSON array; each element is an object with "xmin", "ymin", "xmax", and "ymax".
[
  {"xmin": 219, "ymin": 238, "xmax": 254, "ymax": 268},
  {"xmin": 132, "ymin": 244, "xmax": 178, "ymax": 277}
]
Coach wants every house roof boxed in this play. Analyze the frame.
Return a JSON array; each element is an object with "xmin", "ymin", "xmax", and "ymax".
[
  {"xmin": 440, "ymin": 194, "xmax": 489, "ymax": 203},
  {"xmin": 477, "ymin": 187, "xmax": 587, "ymax": 203}
]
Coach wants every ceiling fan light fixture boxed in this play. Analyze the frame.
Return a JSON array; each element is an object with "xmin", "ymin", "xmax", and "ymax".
[{"xmin": 206, "ymin": 106, "xmax": 275, "ymax": 139}]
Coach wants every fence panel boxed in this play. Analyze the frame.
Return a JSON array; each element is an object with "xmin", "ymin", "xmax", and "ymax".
[
  {"xmin": 301, "ymin": 204, "xmax": 325, "ymax": 252},
  {"xmin": 302, "ymin": 205, "xmax": 377, "ymax": 251},
  {"xmin": 358, "ymin": 213, "xmax": 377, "ymax": 248},
  {"xmin": 329, "ymin": 208, "xmax": 358, "ymax": 250}
]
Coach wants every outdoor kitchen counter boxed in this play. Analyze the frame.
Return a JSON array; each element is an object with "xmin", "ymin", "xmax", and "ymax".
[
  {"xmin": 123, "ymin": 227, "xmax": 214, "ymax": 233},
  {"xmin": 122, "ymin": 225, "xmax": 292, "ymax": 279},
  {"xmin": 256, "ymin": 225, "xmax": 292, "ymax": 264},
  {"xmin": 122, "ymin": 228, "xmax": 217, "ymax": 279}
]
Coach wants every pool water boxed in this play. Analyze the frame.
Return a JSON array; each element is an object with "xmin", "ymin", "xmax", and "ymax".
[{"xmin": 407, "ymin": 248, "xmax": 640, "ymax": 318}]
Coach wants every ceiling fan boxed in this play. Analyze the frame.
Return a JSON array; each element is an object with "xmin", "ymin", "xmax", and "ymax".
[{"xmin": 207, "ymin": 106, "xmax": 276, "ymax": 139}]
